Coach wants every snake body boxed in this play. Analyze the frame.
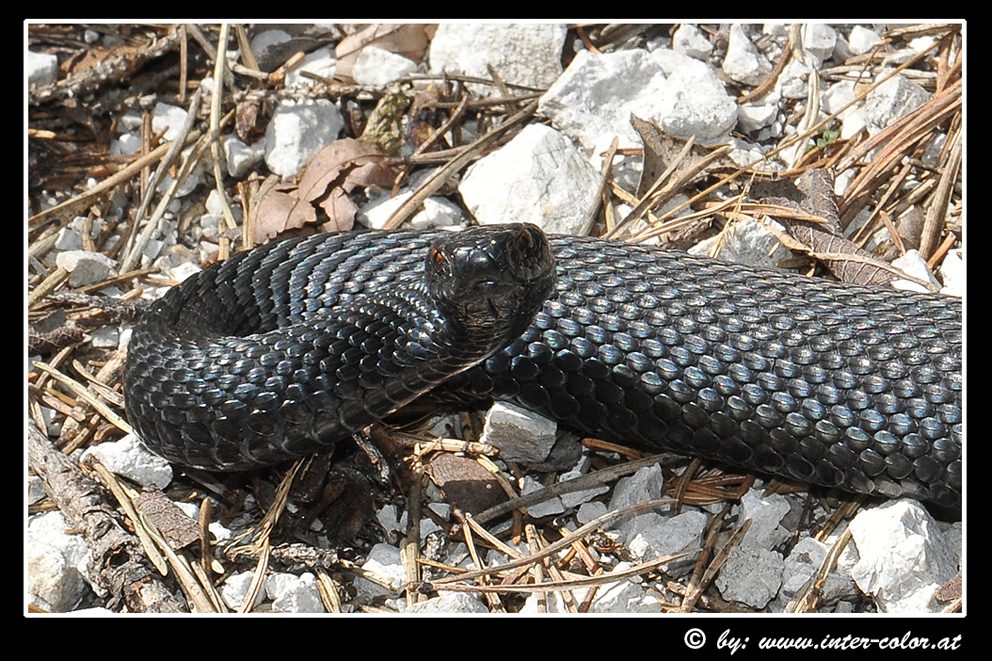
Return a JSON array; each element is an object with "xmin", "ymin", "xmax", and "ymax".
[{"xmin": 124, "ymin": 224, "xmax": 962, "ymax": 509}]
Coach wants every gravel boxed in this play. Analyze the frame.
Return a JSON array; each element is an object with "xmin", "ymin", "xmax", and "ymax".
[{"xmin": 27, "ymin": 22, "xmax": 963, "ymax": 616}]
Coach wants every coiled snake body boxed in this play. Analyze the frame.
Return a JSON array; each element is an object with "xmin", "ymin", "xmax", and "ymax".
[{"xmin": 124, "ymin": 224, "xmax": 962, "ymax": 509}]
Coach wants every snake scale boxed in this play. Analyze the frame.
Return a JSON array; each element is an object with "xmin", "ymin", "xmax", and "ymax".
[{"xmin": 123, "ymin": 223, "xmax": 962, "ymax": 510}]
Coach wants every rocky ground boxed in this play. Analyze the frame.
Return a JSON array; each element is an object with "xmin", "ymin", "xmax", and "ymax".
[{"xmin": 27, "ymin": 23, "xmax": 963, "ymax": 620}]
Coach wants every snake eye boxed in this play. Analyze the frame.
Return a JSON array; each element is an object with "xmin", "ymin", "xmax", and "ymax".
[
  {"xmin": 517, "ymin": 227, "xmax": 534, "ymax": 250},
  {"xmin": 429, "ymin": 247, "xmax": 445, "ymax": 267}
]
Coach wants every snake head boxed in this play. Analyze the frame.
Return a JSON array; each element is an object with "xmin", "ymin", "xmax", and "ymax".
[{"xmin": 426, "ymin": 223, "xmax": 556, "ymax": 339}]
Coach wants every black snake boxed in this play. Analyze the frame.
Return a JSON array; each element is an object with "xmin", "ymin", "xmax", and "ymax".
[{"xmin": 123, "ymin": 223, "xmax": 962, "ymax": 509}]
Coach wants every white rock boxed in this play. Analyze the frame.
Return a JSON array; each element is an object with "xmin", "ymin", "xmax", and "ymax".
[
  {"xmin": 28, "ymin": 50, "xmax": 58, "ymax": 87},
  {"xmin": 715, "ymin": 545, "xmax": 784, "ymax": 608},
  {"xmin": 111, "ymin": 133, "xmax": 143, "ymax": 156},
  {"xmin": 480, "ymin": 401, "xmax": 557, "ymax": 463},
  {"xmin": 938, "ymin": 248, "xmax": 964, "ymax": 297},
  {"xmin": 848, "ymin": 26, "xmax": 881, "ymax": 55},
  {"xmin": 647, "ymin": 49, "xmax": 739, "ymax": 143},
  {"xmin": 205, "ymin": 188, "xmax": 226, "ymax": 215},
  {"xmin": 220, "ymin": 571, "xmax": 266, "ymax": 610},
  {"xmin": 627, "ymin": 509, "xmax": 708, "ymax": 577},
  {"xmin": 460, "ymin": 124, "xmax": 600, "ymax": 234},
  {"xmin": 81, "ymin": 433, "xmax": 173, "ymax": 489},
  {"xmin": 891, "ymin": 249, "xmax": 941, "ymax": 293},
  {"xmin": 576, "ymin": 500, "xmax": 609, "ymax": 525},
  {"xmin": 285, "ymin": 45, "xmax": 338, "ymax": 88},
  {"xmin": 558, "ymin": 468, "xmax": 611, "ymax": 509},
  {"xmin": 28, "ymin": 474, "xmax": 46, "ymax": 505},
  {"xmin": 726, "ymin": 138, "xmax": 776, "ymax": 169},
  {"xmin": 250, "ymin": 29, "xmax": 292, "ymax": 54},
  {"xmin": 723, "ymin": 24, "xmax": 773, "ymax": 86},
  {"xmin": 849, "ymin": 499, "xmax": 959, "ymax": 613},
  {"xmin": 353, "ymin": 46, "xmax": 419, "ymax": 86},
  {"xmin": 520, "ymin": 475, "xmax": 564, "ymax": 518},
  {"xmin": 779, "ymin": 535, "xmax": 860, "ymax": 607},
  {"xmin": 88, "ymin": 325, "xmax": 120, "ymax": 349},
  {"xmin": 267, "ymin": 572, "xmax": 325, "ymax": 613},
  {"xmin": 777, "ymin": 59, "xmax": 812, "ymax": 99},
  {"xmin": 539, "ymin": 48, "xmax": 668, "ymax": 152},
  {"xmin": 224, "ymin": 135, "xmax": 266, "ymax": 178},
  {"xmin": 821, "ymin": 80, "xmax": 868, "ymax": 140},
  {"xmin": 738, "ymin": 100, "xmax": 779, "ymax": 133},
  {"xmin": 864, "ymin": 73, "xmax": 931, "ymax": 133},
  {"xmin": 672, "ymin": 24, "xmax": 713, "ymax": 59},
  {"xmin": 54, "ymin": 226, "xmax": 84, "ymax": 251},
  {"xmin": 199, "ymin": 213, "xmax": 223, "ymax": 241},
  {"xmin": 354, "ymin": 543, "xmax": 407, "ymax": 598},
  {"xmin": 739, "ymin": 488, "xmax": 792, "ymax": 550},
  {"xmin": 360, "ymin": 191, "xmax": 465, "ymax": 230},
  {"xmin": 607, "ymin": 463, "xmax": 668, "ymax": 539},
  {"xmin": 799, "ymin": 24, "xmax": 837, "ymax": 68},
  {"xmin": 264, "ymin": 99, "xmax": 344, "ymax": 178},
  {"xmin": 404, "ymin": 592, "xmax": 489, "ymax": 613},
  {"xmin": 590, "ymin": 564, "xmax": 662, "ymax": 613},
  {"xmin": 429, "ymin": 24, "xmax": 567, "ymax": 94},
  {"xmin": 170, "ymin": 260, "xmax": 202, "ymax": 284},
  {"xmin": 27, "ymin": 511, "xmax": 93, "ymax": 612},
  {"xmin": 376, "ymin": 503, "xmax": 404, "ymax": 537},
  {"xmin": 153, "ymin": 145, "xmax": 205, "ymax": 197},
  {"xmin": 152, "ymin": 102, "xmax": 189, "ymax": 142},
  {"xmin": 55, "ymin": 250, "xmax": 117, "ymax": 288}
]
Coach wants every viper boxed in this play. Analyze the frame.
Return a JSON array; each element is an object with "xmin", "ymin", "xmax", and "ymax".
[{"xmin": 123, "ymin": 223, "xmax": 962, "ymax": 509}]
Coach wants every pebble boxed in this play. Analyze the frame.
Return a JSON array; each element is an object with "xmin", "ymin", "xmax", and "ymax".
[
  {"xmin": 28, "ymin": 50, "xmax": 58, "ymax": 87},
  {"xmin": 266, "ymin": 572, "xmax": 325, "ymax": 613},
  {"xmin": 429, "ymin": 23, "xmax": 567, "ymax": 93},
  {"xmin": 479, "ymin": 401, "xmax": 557, "ymax": 464},
  {"xmin": 359, "ymin": 191, "xmax": 465, "ymax": 230},
  {"xmin": 80, "ymin": 433, "xmax": 174, "ymax": 490},
  {"xmin": 672, "ymin": 24, "xmax": 714, "ymax": 59},
  {"xmin": 460, "ymin": 123, "xmax": 601, "ymax": 234},
  {"xmin": 55, "ymin": 250, "xmax": 117, "ymax": 287},
  {"xmin": 723, "ymin": 24, "xmax": 773, "ymax": 86},
  {"xmin": 264, "ymin": 98, "xmax": 344, "ymax": 177},
  {"xmin": 285, "ymin": 46, "xmax": 337, "ymax": 88},
  {"xmin": 539, "ymin": 48, "xmax": 668, "ymax": 153},
  {"xmin": 27, "ymin": 511, "xmax": 94, "ymax": 612},
  {"xmin": 715, "ymin": 546, "xmax": 785, "ymax": 609},
  {"xmin": 403, "ymin": 592, "xmax": 489, "ymax": 613},
  {"xmin": 688, "ymin": 217, "xmax": 792, "ymax": 268},
  {"xmin": 848, "ymin": 499, "xmax": 960, "ymax": 613},
  {"xmin": 353, "ymin": 543, "xmax": 408, "ymax": 599},
  {"xmin": 864, "ymin": 73, "xmax": 931, "ymax": 133},
  {"xmin": 352, "ymin": 46, "xmax": 419, "ymax": 86}
]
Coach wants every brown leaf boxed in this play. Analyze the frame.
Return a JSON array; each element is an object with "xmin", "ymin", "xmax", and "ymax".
[
  {"xmin": 752, "ymin": 170, "xmax": 895, "ymax": 286},
  {"xmin": 631, "ymin": 115, "xmax": 736, "ymax": 199},
  {"xmin": 423, "ymin": 453, "xmax": 507, "ymax": 516},
  {"xmin": 334, "ymin": 24, "xmax": 437, "ymax": 83},
  {"xmin": 251, "ymin": 139, "xmax": 398, "ymax": 243},
  {"xmin": 251, "ymin": 175, "xmax": 303, "ymax": 243},
  {"xmin": 292, "ymin": 139, "xmax": 396, "ymax": 227}
]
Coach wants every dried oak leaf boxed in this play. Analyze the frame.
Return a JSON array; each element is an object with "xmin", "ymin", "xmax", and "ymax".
[
  {"xmin": 334, "ymin": 24, "xmax": 437, "ymax": 84},
  {"xmin": 752, "ymin": 170, "xmax": 896, "ymax": 286},
  {"xmin": 631, "ymin": 114, "xmax": 737, "ymax": 199},
  {"xmin": 252, "ymin": 138, "xmax": 397, "ymax": 243}
]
